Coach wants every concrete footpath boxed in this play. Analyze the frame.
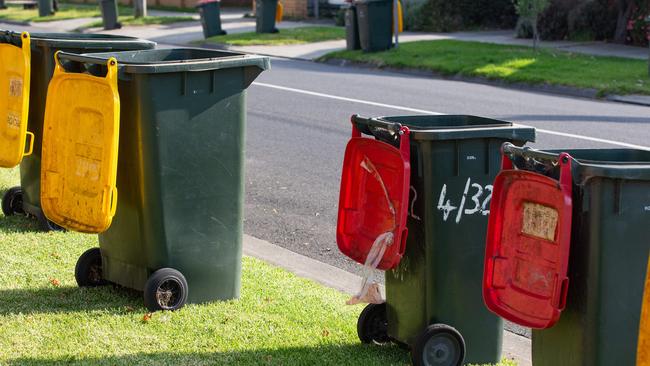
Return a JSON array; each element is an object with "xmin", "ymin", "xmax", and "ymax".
[{"xmin": 243, "ymin": 234, "xmax": 533, "ymax": 366}]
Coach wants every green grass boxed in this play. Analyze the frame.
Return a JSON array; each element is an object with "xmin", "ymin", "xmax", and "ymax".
[
  {"xmin": 204, "ymin": 26, "xmax": 345, "ymax": 46},
  {"xmin": 0, "ymin": 3, "xmax": 193, "ymax": 26},
  {"xmin": 0, "ymin": 3, "xmax": 130, "ymax": 23},
  {"xmin": 320, "ymin": 39, "xmax": 650, "ymax": 96},
  {"xmin": 0, "ymin": 167, "xmax": 516, "ymax": 365}
]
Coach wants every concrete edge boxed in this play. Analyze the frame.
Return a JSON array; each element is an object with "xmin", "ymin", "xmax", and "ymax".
[
  {"xmin": 0, "ymin": 19, "xmax": 30, "ymax": 26},
  {"xmin": 242, "ymin": 233, "xmax": 532, "ymax": 366}
]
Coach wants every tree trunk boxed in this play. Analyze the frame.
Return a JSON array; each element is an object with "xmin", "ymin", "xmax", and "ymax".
[{"xmin": 613, "ymin": 0, "xmax": 633, "ymax": 44}]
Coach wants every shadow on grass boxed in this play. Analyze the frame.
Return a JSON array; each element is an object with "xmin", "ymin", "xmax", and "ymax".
[
  {"xmin": 4, "ymin": 344, "xmax": 409, "ymax": 365},
  {"xmin": 0, "ymin": 214, "xmax": 41, "ymax": 233},
  {"xmin": 0, "ymin": 285, "xmax": 143, "ymax": 316}
]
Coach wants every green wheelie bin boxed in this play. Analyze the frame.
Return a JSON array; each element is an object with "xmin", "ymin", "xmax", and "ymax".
[
  {"xmin": 349, "ymin": 115, "xmax": 535, "ymax": 366},
  {"xmin": 255, "ymin": 0, "xmax": 278, "ymax": 33},
  {"xmin": 497, "ymin": 145, "xmax": 650, "ymax": 366},
  {"xmin": 57, "ymin": 48, "xmax": 270, "ymax": 312},
  {"xmin": 356, "ymin": 0, "xmax": 392, "ymax": 52},
  {"xmin": 0, "ymin": 31, "xmax": 154, "ymax": 231}
]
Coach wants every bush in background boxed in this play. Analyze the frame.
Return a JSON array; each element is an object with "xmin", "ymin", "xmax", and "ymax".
[{"xmin": 409, "ymin": 0, "xmax": 517, "ymax": 32}]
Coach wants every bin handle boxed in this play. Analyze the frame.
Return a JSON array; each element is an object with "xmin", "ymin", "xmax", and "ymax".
[
  {"xmin": 23, "ymin": 131, "xmax": 34, "ymax": 157},
  {"xmin": 501, "ymin": 142, "xmax": 567, "ymax": 165},
  {"xmin": 352, "ymin": 114, "xmax": 403, "ymax": 134},
  {"xmin": 107, "ymin": 186, "xmax": 118, "ymax": 217},
  {"xmin": 54, "ymin": 51, "xmax": 119, "ymax": 83},
  {"xmin": 350, "ymin": 115, "xmax": 410, "ymax": 159}
]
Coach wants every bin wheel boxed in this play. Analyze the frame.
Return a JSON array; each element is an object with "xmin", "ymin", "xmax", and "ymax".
[
  {"xmin": 75, "ymin": 247, "xmax": 107, "ymax": 287},
  {"xmin": 144, "ymin": 268, "xmax": 188, "ymax": 312},
  {"xmin": 357, "ymin": 302, "xmax": 390, "ymax": 344},
  {"xmin": 38, "ymin": 215, "xmax": 65, "ymax": 232},
  {"xmin": 2, "ymin": 186, "xmax": 25, "ymax": 216},
  {"xmin": 411, "ymin": 324, "xmax": 465, "ymax": 366}
]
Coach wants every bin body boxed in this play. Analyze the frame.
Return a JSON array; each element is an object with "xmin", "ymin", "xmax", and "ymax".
[
  {"xmin": 356, "ymin": 0, "xmax": 392, "ymax": 52},
  {"xmin": 529, "ymin": 149, "xmax": 650, "ymax": 366},
  {"xmin": 646, "ymin": 17, "xmax": 649, "ymax": 76},
  {"xmin": 197, "ymin": 0, "xmax": 226, "ymax": 38},
  {"xmin": 256, "ymin": 0, "xmax": 278, "ymax": 33},
  {"xmin": 37, "ymin": 0, "xmax": 53, "ymax": 17},
  {"xmin": 60, "ymin": 49, "xmax": 269, "ymax": 304},
  {"xmin": 344, "ymin": 4, "xmax": 361, "ymax": 50},
  {"xmin": 354, "ymin": 115, "xmax": 535, "ymax": 364},
  {"xmin": 99, "ymin": 0, "xmax": 121, "ymax": 30},
  {"xmin": 0, "ymin": 32, "xmax": 155, "ymax": 227}
]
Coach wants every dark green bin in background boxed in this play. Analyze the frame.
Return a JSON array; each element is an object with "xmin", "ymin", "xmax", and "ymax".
[
  {"xmin": 255, "ymin": 0, "xmax": 278, "ymax": 33},
  {"xmin": 500, "ymin": 146, "xmax": 650, "ymax": 366},
  {"xmin": 352, "ymin": 115, "xmax": 535, "ymax": 366},
  {"xmin": 197, "ymin": 0, "xmax": 227, "ymax": 38},
  {"xmin": 355, "ymin": 0, "xmax": 392, "ymax": 52},
  {"xmin": 0, "ymin": 31, "xmax": 155, "ymax": 231},
  {"xmin": 58, "ymin": 49, "xmax": 270, "ymax": 311}
]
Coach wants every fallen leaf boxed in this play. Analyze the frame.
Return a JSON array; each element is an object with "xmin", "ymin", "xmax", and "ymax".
[
  {"xmin": 49, "ymin": 278, "xmax": 60, "ymax": 287},
  {"xmin": 142, "ymin": 313, "xmax": 153, "ymax": 323},
  {"xmin": 322, "ymin": 329, "xmax": 330, "ymax": 337}
]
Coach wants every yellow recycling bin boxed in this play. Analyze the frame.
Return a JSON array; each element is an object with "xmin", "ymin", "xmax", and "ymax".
[
  {"xmin": 40, "ymin": 53, "xmax": 120, "ymax": 233},
  {"xmin": 639, "ymin": 253, "xmax": 650, "ymax": 366},
  {"xmin": 0, "ymin": 31, "xmax": 34, "ymax": 168}
]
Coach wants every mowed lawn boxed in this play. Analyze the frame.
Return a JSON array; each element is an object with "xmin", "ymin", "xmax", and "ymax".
[
  {"xmin": 0, "ymin": 168, "xmax": 408, "ymax": 366},
  {"xmin": 204, "ymin": 26, "xmax": 345, "ymax": 46},
  {"xmin": 321, "ymin": 39, "xmax": 650, "ymax": 96}
]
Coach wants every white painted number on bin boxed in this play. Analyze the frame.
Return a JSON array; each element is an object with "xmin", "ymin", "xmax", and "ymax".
[{"xmin": 437, "ymin": 178, "xmax": 493, "ymax": 223}]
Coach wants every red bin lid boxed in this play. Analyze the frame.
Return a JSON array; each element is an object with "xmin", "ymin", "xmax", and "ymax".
[
  {"xmin": 483, "ymin": 151, "xmax": 573, "ymax": 329},
  {"xmin": 336, "ymin": 121, "xmax": 410, "ymax": 271}
]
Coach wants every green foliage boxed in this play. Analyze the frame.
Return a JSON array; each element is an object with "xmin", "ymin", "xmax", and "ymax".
[
  {"xmin": 321, "ymin": 39, "xmax": 650, "ymax": 96},
  {"xmin": 410, "ymin": 0, "xmax": 517, "ymax": 32},
  {"xmin": 513, "ymin": 0, "xmax": 551, "ymax": 49}
]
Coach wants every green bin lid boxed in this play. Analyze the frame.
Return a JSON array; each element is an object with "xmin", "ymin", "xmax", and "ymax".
[
  {"xmin": 354, "ymin": 114, "xmax": 536, "ymax": 142},
  {"xmin": 0, "ymin": 30, "xmax": 155, "ymax": 50},
  {"xmin": 58, "ymin": 48, "xmax": 270, "ymax": 75}
]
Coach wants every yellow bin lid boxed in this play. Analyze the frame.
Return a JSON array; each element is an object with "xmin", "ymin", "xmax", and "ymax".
[
  {"xmin": 41, "ymin": 52, "xmax": 120, "ymax": 233},
  {"xmin": 0, "ymin": 32, "xmax": 34, "ymax": 168}
]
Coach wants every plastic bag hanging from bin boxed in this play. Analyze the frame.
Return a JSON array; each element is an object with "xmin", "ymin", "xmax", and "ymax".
[
  {"xmin": 483, "ymin": 143, "xmax": 573, "ymax": 329},
  {"xmin": 40, "ymin": 52, "xmax": 120, "ymax": 234},
  {"xmin": 337, "ymin": 117, "xmax": 410, "ymax": 272},
  {"xmin": 0, "ymin": 31, "xmax": 34, "ymax": 168}
]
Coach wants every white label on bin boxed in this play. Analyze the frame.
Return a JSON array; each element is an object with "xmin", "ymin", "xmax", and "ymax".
[
  {"xmin": 644, "ymin": 206, "xmax": 650, "ymax": 212},
  {"xmin": 437, "ymin": 178, "xmax": 492, "ymax": 223}
]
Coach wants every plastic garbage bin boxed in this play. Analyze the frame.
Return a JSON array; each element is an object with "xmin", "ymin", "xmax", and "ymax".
[
  {"xmin": 197, "ymin": 0, "xmax": 227, "ymax": 38},
  {"xmin": 99, "ymin": 0, "xmax": 121, "ymax": 30},
  {"xmin": 56, "ymin": 48, "xmax": 270, "ymax": 312},
  {"xmin": 0, "ymin": 0, "xmax": 7, "ymax": 10},
  {"xmin": 356, "ymin": 0, "xmax": 392, "ymax": 52},
  {"xmin": 344, "ymin": 2, "xmax": 361, "ymax": 50},
  {"xmin": 497, "ymin": 145, "xmax": 650, "ymax": 366},
  {"xmin": 344, "ymin": 115, "xmax": 535, "ymax": 366},
  {"xmin": 256, "ymin": 0, "xmax": 278, "ymax": 33},
  {"xmin": 37, "ymin": 0, "xmax": 53, "ymax": 17},
  {"xmin": 0, "ymin": 31, "xmax": 154, "ymax": 231}
]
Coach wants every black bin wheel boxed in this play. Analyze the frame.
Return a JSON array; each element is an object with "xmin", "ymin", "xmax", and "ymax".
[
  {"xmin": 411, "ymin": 323, "xmax": 465, "ymax": 366},
  {"xmin": 357, "ymin": 302, "xmax": 390, "ymax": 344},
  {"xmin": 75, "ymin": 247, "xmax": 107, "ymax": 287},
  {"xmin": 38, "ymin": 214, "xmax": 66, "ymax": 232},
  {"xmin": 144, "ymin": 268, "xmax": 188, "ymax": 312},
  {"xmin": 2, "ymin": 186, "xmax": 25, "ymax": 216}
]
